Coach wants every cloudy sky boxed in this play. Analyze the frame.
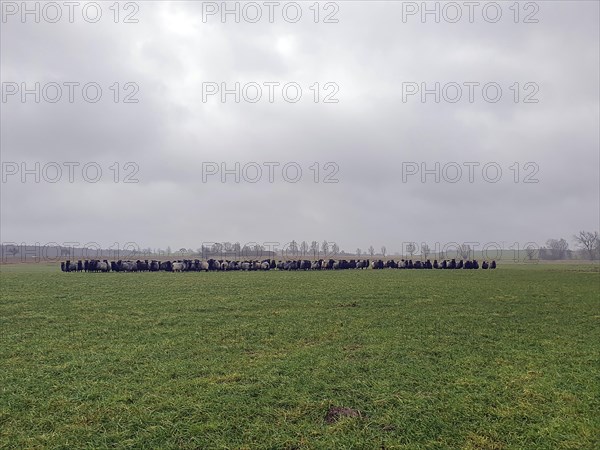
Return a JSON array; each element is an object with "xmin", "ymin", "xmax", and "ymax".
[{"xmin": 1, "ymin": 1, "xmax": 598, "ymax": 254}]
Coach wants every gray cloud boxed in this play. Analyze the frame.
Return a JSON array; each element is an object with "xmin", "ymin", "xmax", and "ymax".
[{"xmin": 1, "ymin": 1, "xmax": 598, "ymax": 253}]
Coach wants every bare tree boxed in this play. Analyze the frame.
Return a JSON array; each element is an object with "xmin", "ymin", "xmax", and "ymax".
[
  {"xmin": 459, "ymin": 244, "xmax": 472, "ymax": 260},
  {"xmin": 573, "ymin": 231, "xmax": 599, "ymax": 260},
  {"xmin": 289, "ymin": 240, "xmax": 299, "ymax": 256},
  {"xmin": 241, "ymin": 244, "xmax": 252, "ymax": 257},
  {"xmin": 381, "ymin": 246, "xmax": 387, "ymax": 257},
  {"xmin": 525, "ymin": 245, "xmax": 538, "ymax": 261},
  {"xmin": 368, "ymin": 245, "xmax": 375, "ymax": 257},
  {"xmin": 300, "ymin": 241, "xmax": 309, "ymax": 256},
  {"xmin": 406, "ymin": 243, "xmax": 416, "ymax": 257},
  {"xmin": 321, "ymin": 240, "xmax": 329, "ymax": 256},
  {"xmin": 546, "ymin": 238, "xmax": 569, "ymax": 260},
  {"xmin": 421, "ymin": 243, "xmax": 430, "ymax": 259},
  {"xmin": 356, "ymin": 248, "xmax": 362, "ymax": 256},
  {"xmin": 310, "ymin": 241, "xmax": 319, "ymax": 258},
  {"xmin": 331, "ymin": 243, "xmax": 340, "ymax": 256}
]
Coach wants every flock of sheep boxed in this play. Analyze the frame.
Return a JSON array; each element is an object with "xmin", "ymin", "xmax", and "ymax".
[{"xmin": 61, "ymin": 258, "xmax": 497, "ymax": 272}]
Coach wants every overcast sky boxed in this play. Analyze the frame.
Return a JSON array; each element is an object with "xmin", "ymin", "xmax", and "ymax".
[{"xmin": 1, "ymin": 1, "xmax": 598, "ymax": 254}]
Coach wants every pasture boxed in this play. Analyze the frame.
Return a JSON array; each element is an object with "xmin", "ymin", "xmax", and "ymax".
[{"xmin": 1, "ymin": 263, "xmax": 598, "ymax": 449}]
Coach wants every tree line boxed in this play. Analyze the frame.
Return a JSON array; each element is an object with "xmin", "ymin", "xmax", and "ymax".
[
  {"xmin": 531, "ymin": 231, "xmax": 600, "ymax": 261},
  {"xmin": 4, "ymin": 231, "xmax": 597, "ymax": 261}
]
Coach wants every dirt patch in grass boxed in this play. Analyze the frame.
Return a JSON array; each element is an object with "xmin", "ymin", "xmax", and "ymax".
[{"xmin": 324, "ymin": 406, "xmax": 362, "ymax": 424}]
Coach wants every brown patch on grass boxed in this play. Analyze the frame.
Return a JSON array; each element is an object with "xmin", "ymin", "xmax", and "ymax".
[{"xmin": 324, "ymin": 406, "xmax": 362, "ymax": 424}]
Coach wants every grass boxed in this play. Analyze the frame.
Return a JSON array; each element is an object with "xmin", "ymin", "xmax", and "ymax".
[{"xmin": 1, "ymin": 264, "xmax": 599, "ymax": 448}]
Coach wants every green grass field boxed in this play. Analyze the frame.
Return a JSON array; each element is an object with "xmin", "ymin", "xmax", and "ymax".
[{"xmin": 1, "ymin": 264, "xmax": 598, "ymax": 449}]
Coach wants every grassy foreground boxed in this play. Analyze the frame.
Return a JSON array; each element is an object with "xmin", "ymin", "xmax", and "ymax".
[{"xmin": 1, "ymin": 264, "xmax": 598, "ymax": 449}]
